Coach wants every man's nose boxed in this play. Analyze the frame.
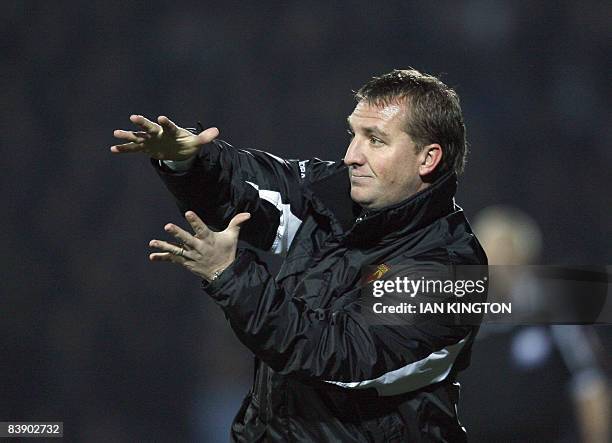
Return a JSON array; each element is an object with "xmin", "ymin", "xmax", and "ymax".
[{"xmin": 343, "ymin": 139, "xmax": 365, "ymax": 166}]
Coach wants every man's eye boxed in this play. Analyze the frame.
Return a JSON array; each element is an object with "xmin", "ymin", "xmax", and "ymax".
[
  {"xmin": 347, "ymin": 129, "xmax": 355, "ymax": 139},
  {"xmin": 370, "ymin": 136, "xmax": 383, "ymax": 145}
]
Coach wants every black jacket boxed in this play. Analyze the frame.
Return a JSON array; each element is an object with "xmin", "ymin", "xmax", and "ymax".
[{"xmin": 153, "ymin": 140, "xmax": 488, "ymax": 442}]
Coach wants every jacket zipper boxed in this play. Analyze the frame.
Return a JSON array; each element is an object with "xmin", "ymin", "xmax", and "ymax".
[{"xmin": 355, "ymin": 210, "xmax": 369, "ymax": 224}]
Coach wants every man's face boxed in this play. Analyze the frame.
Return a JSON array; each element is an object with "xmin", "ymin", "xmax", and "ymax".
[{"xmin": 344, "ymin": 100, "xmax": 424, "ymax": 210}]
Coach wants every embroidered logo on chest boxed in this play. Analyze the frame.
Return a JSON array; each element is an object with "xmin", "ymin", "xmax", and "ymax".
[{"xmin": 363, "ymin": 263, "xmax": 391, "ymax": 284}]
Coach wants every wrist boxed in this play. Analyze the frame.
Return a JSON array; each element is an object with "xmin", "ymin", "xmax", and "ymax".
[
  {"xmin": 205, "ymin": 269, "xmax": 224, "ymax": 283},
  {"xmin": 201, "ymin": 249, "xmax": 257, "ymax": 296},
  {"xmin": 161, "ymin": 151, "xmax": 199, "ymax": 171},
  {"xmin": 203, "ymin": 261, "xmax": 232, "ymax": 283}
]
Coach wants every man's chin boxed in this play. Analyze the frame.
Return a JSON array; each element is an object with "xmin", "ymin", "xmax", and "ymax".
[{"xmin": 350, "ymin": 190, "xmax": 374, "ymax": 209}]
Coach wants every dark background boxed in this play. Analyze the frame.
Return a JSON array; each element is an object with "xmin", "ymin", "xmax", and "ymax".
[{"xmin": 2, "ymin": 1, "xmax": 610, "ymax": 441}]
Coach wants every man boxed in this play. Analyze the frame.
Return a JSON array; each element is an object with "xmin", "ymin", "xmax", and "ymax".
[{"xmin": 111, "ymin": 69, "xmax": 487, "ymax": 442}]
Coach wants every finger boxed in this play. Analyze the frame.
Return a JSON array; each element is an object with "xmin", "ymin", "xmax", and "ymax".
[
  {"xmin": 133, "ymin": 131, "xmax": 152, "ymax": 139},
  {"xmin": 195, "ymin": 127, "xmax": 220, "ymax": 145},
  {"xmin": 149, "ymin": 239, "xmax": 196, "ymax": 260},
  {"xmin": 149, "ymin": 239, "xmax": 183, "ymax": 254},
  {"xmin": 185, "ymin": 211, "xmax": 211, "ymax": 238},
  {"xmin": 164, "ymin": 223, "xmax": 199, "ymax": 248},
  {"xmin": 113, "ymin": 129, "xmax": 147, "ymax": 143},
  {"xmin": 130, "ymin": 114, "xmax": 161, "ymax": 134},
  {"xmin": 110, "ymin": 141, "xmax": 144, "ymax": 153},
  {"xmin": 149, "ymin": 252, "xmax": 187, "ymax": 264},
  {"xmin": 157, "ymin": 116, "xmax": 180, "ymax": 137},
  {"xmin": 226, "ymin": 212, "xmax": 252, "ymax": 233}
]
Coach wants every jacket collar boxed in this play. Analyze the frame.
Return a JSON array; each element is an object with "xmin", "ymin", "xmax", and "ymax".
[{"xmin": 308, "ymin": 165, "xmax": 458, "ymax": 244}]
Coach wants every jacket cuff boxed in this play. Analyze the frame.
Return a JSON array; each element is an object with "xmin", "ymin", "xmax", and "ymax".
[
  {"xmin": 201, "ymin": 249, "xmax": 258, "ymax": 299},
  {"xmin": 161, "ymin": 156, "xmax": 198, "ymax": 172},
  {"xmin": 150, "ymin": 141, "xmax": 222, "ymax": 178}
]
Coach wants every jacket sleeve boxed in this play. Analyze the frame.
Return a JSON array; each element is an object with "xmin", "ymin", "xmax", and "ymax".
[
  {"xmin": 152, "ymin": 140, "xmax": 337, "ymax": 253},
  {"xmin": 203, "ymin": 249, "xmax": 485, "ymax": 396}
]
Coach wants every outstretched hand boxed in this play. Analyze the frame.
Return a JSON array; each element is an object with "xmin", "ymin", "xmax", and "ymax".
[
  {"xmin": 149, "ymin": 210, "xmax": 251, "ymax": 282},
  {"xmin": 111, "ymin": 115, "xmax": 219, "ymax": 161}
]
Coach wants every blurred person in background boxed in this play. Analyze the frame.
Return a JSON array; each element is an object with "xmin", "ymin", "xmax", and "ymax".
[
  {"xmin": 110, "ymin": 69, "xmax": 487, "ymax": 441},
  {"xmin": 459, "ymin": 205, "xmax": 610, "ymax": 442}
]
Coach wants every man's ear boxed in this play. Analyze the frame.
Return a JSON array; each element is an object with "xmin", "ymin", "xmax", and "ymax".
[{"xmin": 418, "ymin": 143, "xmax": 443, "ymax": 177}]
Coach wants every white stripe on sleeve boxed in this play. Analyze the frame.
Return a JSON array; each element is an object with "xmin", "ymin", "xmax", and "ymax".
[{"xmin": 246, "ymin": 181, "xmax": 302, "ymax": 255}]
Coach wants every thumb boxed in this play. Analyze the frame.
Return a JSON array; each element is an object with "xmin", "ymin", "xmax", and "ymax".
[
  {"xmin": 226, "ymin": 212, "xmax": 251, "ymax": 234},
  {"xmin": 195, "ymin": 127, "xmax": 220, "ymax": 145}
]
